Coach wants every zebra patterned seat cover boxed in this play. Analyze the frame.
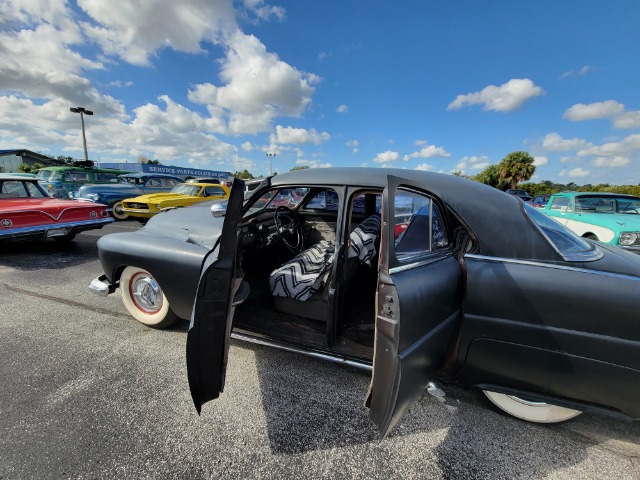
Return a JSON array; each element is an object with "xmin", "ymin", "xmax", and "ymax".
[{"xmin": 269, "ymin": 214, "xmax": 380, "ymax": 301}]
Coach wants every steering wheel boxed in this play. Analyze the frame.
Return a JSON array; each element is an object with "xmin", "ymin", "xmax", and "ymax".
[{"xmin": 274, "ymin": 206, "xmax": 304, "ymax": 253}]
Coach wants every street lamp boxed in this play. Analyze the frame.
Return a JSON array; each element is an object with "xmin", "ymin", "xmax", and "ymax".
[
  {"xmin": 70, "ymin": 107, "xmax": 93, "ymax": 163},
  {"xmin": 266, "ymin": 152, "xmax": 277, "ymax": 176}
]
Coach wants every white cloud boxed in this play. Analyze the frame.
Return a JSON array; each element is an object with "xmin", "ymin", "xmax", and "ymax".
[
  {"xmin": 415, "ymin": 163, "xmax": 435, "ymax": 171},
  {"xmin": 542, "ymin": 132, "xmax": 591, "ymax": 152},
  {"xmin": 270, "ymin": 125, "xmax": 330, "ymax": 145},
  {"xmin": 559, "ymin": 65, "xmax": 592, "ymax": 80},
  {"xmin": 372, "ymin": 150, "xmax": 400, "ymax": 163},
  {"xmin": 403, "ymin": 144, "xmax": 451, "ymax": 161},
  {"xmin": 346, "ymin": 139, "xmax": 359, "ymax": 147},
  {"xmin": 534, "ymin": 156, "xmax": 548, "ymax": 166},
  {"xmin": 79, "ymin": 0, "xmax": 238, "ymax": 66},
  {"xmin": 613, "ymin": 111, "xmax": 640, "ymax": 129},
  {"xmin": 563, "ymin": 100, "xmax": 624, "ymax": 121},
  {"xmin": 241, "ymin": 141, "xmax": 253, "ymax": 151},
  {"xmin": 336, "ymin": 104, "xmax": 348, "ymax": 113},
  {"xmin": 188, "ymin": 31, "xmax": 320, "ymax": 135},
  {"xmin": 296, "ymin": 159, "xmax": 332, "ymax": 168},
  {"xmin": 471, "ymin": 162, "xmax": 490, "ymax": 170},
  {"xmin": 455, "ymin": 155, "xmax": 490, "ymax": 173},
  {"xmin": 561, "ymin": 167, "xmax": 590, "ymax": 178},
  {"xmin": 593, "ymin": 156, "xmax": 630, "ymax": 167},
  {"xmin": 447, "ymin": 78, "xmax": 544, "ymax": 113},
  {"xmin": 577, "ymin": 134, "xmax": 640, "ymax": 158}
]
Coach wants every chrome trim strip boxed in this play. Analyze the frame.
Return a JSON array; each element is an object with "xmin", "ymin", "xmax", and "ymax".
[
  {"xmin": 230, "ymin": 332, "xmax": 373, "ymax": 371},
  {"xmin": 0, "ymin": 218, "xmax": 114, "ymax": 237},
  {"xmin": 465, "ymin": 253, "xmax": 640, "ymax": 281},
  {"xmin": 389, "ymin": 252, "xmax": 453, "ymax": 274}
]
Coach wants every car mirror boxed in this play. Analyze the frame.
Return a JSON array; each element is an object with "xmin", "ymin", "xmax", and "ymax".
[{"xmin": 210, "ymin": 202, "xmax": 227, "ymax": 217}]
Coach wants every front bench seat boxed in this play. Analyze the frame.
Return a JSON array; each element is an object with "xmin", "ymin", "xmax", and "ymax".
[{"xmin": 269, "ymin": 214, "xmax": 381, "ymax": 321}]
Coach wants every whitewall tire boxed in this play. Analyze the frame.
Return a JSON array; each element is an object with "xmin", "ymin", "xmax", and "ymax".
[
  {"xmin": 120, "ymin": 266, "xmax": 178, "ymax": 329},
  {"xmin": 111, "ymin": 201, "xmax": 129, "ymax": 220},
  {"xmin": 482, "ymin": 390, "xmax": 582, "ymax": 423}
]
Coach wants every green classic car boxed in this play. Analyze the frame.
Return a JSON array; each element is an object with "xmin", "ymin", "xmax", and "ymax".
[
  {"xmin": 121, "ymin": 182, "xmax": 230, "ymax": 219},
  {"xmin": 544, "ymin": 192, "xmax": 640, "ymax": 253}
]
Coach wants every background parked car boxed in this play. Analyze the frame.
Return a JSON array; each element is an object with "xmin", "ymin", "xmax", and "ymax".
[
  {"xmin": 74, "ymin": 173, "xmax": 183, "ymax": 220},
  {"xmin": 121, "ymin": 182, "xmax": 230, "ymax": 220},
  {"xmin": 0, "ymin": 174, "xmax": 112, "ymax": 242},
  {"xmin": 544, "ymin": 191, "xmax": 640, "ymax": 253},
  {"xmin": 526, "ymin": 194, "xmax": 552, "ymax": 208},
  {"xmin": 505, "ymin": 188, "xmax": 532, "ymax": 202},
  {"xmin": 36, "ymin": 164, "xmax": 132, "ymax": 199}
]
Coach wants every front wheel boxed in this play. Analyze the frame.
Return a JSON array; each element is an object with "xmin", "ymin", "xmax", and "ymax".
[
  {"xmin": 482, "ymin": 390, "xmax": 582, "ymax": 423},
  {"xmin": 584, "ymin": 233, "xmax": 599, "ymax": 241},
  {"xmin": 111, "ymin": 201, "xmax": 129, "ymax": 220},
  {"xmin": 120, "ymin": 266, "xmax": 179, "ymax": 328}
]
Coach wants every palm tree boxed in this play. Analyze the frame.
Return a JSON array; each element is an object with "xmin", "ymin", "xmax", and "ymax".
[{"xmin": 499, "ymin": 151, "xmax": 536, "ymax": 189}]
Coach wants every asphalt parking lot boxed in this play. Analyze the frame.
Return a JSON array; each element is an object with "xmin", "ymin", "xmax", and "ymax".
[{"xmin": 1, "ymin": 222, "xmax": 639, "ymax": 480}]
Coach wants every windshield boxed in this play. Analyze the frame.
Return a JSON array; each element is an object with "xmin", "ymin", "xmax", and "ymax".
[
  {"xmin": 246, "ymin": 187, "xmax": 310, "ymax": 214},
  {"xmin": 119, "ymin": 176, "xmax": 141, "ymax": 185},
  {"xmin": 171, "ymin": 184, "xmax": 200, "ymax": 196},
  {"xmin": 575, "ymin": 195, "xmax": 640, "ymax": 214},
  {"xmin": 36, "ymin": 170, "xmax": 61, "ymax": 181},
  {"xmin": 524, "ymin": 204, "xmax": 601, "ymax": 261}
]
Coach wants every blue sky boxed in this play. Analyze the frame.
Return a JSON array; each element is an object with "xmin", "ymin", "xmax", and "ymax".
[{"xmin": 1, "ymin": 1, "xmax": 639, "ymax": 184}]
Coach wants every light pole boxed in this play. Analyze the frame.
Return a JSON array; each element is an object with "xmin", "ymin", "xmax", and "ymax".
[
  {"xmin": 70, "ymin": 107, "xmax": 93, "ymax": 163},
  {"xmin": 266, "ymin": 152, "xmax": 277, "ymax": 176}
]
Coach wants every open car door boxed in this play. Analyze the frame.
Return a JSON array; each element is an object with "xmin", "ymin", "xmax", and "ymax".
[
  {"xmin": 187, "ymin": 178, "xmax": 246, "ymax": 413},
  {"xmin": 367, "ymin": 175, "xmax": 464, "ymax": 436}
]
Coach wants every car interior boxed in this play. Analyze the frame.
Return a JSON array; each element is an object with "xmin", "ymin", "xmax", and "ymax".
[{"xmin": 232, "ymin": 186, "xmax": 382, "ymax": 360}]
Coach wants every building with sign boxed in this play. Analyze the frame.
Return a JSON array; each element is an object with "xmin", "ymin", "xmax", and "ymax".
[{"xmin": 99, "ymin": 163, "xmax": 232, "ymax": 180}]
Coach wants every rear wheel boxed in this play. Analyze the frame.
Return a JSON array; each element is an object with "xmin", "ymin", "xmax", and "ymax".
[
  {"xmin": 482, "ymin": 390, "xmax": 582, "ymax": 423},
  {"xmin": 111, "ymin": 201, "xmax": 129, "ymax": 220},
  {"xmin": 120, "ymin": 266, "xmax": 179, "ymax": 328}
]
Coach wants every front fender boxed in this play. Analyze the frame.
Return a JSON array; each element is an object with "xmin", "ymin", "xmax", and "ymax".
[{"xmin": 97, "ymin": 231, "xmax": 213, "ymax": 319}]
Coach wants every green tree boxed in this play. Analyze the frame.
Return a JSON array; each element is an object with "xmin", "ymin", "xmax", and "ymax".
[
  {"xmin": 235, "ymin": 169, "xmax": 254, "ymax": 180},
  {"xmin": 498, "ymin": 151, "xmax": 536, "ymax": 190},
  {"xmin": 17, "ymin": 162, "xmax": 45, "ymax": 173},
  {"xmin": 472, "ymin": 164, "xmax": 509, "ymax": 190},
  {"xmin": 289, "ymin": 165, "xmax": 309, "ymax": 171}
]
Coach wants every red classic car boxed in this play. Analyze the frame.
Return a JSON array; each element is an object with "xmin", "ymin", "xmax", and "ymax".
[{"xmin": 0, "ymin": 174, "xmax": 113, "ymax": 242}]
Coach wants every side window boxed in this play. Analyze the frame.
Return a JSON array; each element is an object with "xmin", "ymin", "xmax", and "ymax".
[
  {"xmin": 65, "ymin": 171, "xmax": 89, "ymax": 182},
  {"xmin": 204, "ymin": 186, "xmax": 225, "ymax": 196},
  {"xmin": 95, "ymin": 173, "xmax": 119, "ymax": 183},
  {"xmin": 147, "ymin": 178, "xmax": 163, "ymax": 188},
  {"xmin": 550, "ymin": 197, "xmax": 571, "ymax": 211},
  {"xmin": 305, "ymin": 189, "xmax": 339, "ymax": 211},
  {"xmin": 394, "ymin": 189, "xmax": 448, "ymax": 263},
  {"xmin": 163, "ymin": 178, "xmax": 179, "ymax": 188}
]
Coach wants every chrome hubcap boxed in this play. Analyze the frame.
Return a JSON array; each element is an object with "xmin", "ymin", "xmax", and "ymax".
[{"xmin": 130, "ymin": 273, "xmax": 163, "ymax": 313}]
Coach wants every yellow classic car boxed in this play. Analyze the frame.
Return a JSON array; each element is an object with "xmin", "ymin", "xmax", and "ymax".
[{"xmin": 121, "ymin": 183, "xmax": 230, "ymax": 219}]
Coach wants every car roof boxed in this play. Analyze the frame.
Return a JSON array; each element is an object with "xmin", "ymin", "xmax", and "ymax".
[
  {"xmin": 0, "ymin": 174, "xmax": 38, "ymax": 180},
  {"xmin": 554, "ymin": 191, "xmax": 640, "ymax": 199},
  {"xmin": 184, "ymin": 182, "xmax": 227, "ymax": 188},
  {"xmin": 268, "ymin": 167, "xmax": 561, "ymax": 261}
]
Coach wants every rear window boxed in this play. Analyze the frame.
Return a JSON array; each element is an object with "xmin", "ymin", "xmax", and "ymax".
[{"xmin": 524, "ymin": 204, "xmax": 601, "ymax": 261}]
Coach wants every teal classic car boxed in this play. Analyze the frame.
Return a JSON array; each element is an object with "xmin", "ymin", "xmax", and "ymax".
[{"xmin": 544, "ymin": 192, "xmax": 640, "ymax": 253}]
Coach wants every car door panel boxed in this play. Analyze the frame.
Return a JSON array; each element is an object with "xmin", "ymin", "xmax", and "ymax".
[
  {"xmin": 367, "ymin": 176, "xmax": 464, "ymax": 436},
  {"xmin": 454, "ymin": 254, "xmax": 640, "ymax": 419},
  {"xmin": 186, "ymin": 178, "xmax": 245, "ymax": 413}
]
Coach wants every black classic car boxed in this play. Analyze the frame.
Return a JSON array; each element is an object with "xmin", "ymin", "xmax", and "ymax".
[
  {"xmin": 74, "ymin": 173, "xmax": 184, "ymax": 220},
  {"xmin": 90, "ymin": 168, "xmax": 640, "ymax": 436}
]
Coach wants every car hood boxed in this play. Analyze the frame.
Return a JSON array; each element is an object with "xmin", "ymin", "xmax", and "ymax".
[
  {"xmin": 141, "ymin": 200, "xmax": 225, "ymax": 249},
  {"xmin": 128, "ymin": 192, "xmax": 196, "ymax": 204}
]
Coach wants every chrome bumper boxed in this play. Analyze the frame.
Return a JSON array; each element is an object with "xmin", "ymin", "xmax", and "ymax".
[{"xmin": 88, "ymin": 274, "xmax": 116, "ymax": 297}]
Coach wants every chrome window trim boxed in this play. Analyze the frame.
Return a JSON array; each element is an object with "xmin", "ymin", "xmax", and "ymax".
[
  {"xmin": 389, "ymin": 252, "xmax": 453, "ymax": 274},
  {"xmin": 465, "ymin": 253, "xmax": 640, "ymax": 282}
]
